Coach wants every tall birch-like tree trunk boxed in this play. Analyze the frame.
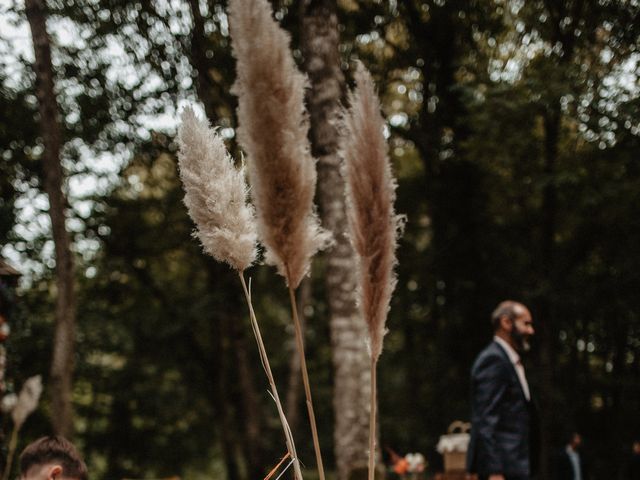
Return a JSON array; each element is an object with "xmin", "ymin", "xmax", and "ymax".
[
  {"xmin": 25, "ymin": 0, "xmax": 76, "ymax": 437},
  {"xmin": 300, "ymin": 2, "xmax": 374, "ymax": 479}
]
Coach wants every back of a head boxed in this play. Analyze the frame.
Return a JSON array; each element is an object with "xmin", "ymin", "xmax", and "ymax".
[
  {"xmin": 20, "ymin": 436, "xmax": 87, "ymax": 480},
  {"xmin": 567, "ymin": 432, "xmax": 582, "ymax": 448}
]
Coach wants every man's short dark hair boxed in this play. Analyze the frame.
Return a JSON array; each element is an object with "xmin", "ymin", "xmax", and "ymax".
[
  {"xmin": 19, "ymin": 436, "xmax": 87, "ymax": 480},
  {"xmin": 491, "ymin": 300, "xmax": 525, "ymax": 330}
]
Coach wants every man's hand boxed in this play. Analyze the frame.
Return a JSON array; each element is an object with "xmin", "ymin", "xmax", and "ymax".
[{"xmin": 488, "ymin": 475, "xmax": 505, "ymax": 480}]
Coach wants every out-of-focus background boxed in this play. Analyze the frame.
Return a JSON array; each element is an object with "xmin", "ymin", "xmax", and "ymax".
[{"xmin": 1, "ymin": 0, "xmax": 639, "ymax": 479}]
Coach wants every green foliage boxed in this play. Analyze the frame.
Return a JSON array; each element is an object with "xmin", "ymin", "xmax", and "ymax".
[{"xmin": 0, "ymin": 0, "xmax": 639, "ymax": 479}]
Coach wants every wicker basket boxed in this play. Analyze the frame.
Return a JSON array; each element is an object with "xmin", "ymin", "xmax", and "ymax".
[{"xmin": 437, "ymin": 421, "xmax": 471, "ymax": 473}]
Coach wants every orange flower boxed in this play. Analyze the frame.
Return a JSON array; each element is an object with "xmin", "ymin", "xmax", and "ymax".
[{"xmin": 393, "ymin": 457, "xmax": 409, "ymax": 475}]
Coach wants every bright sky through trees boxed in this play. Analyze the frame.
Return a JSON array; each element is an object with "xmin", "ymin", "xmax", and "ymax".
[{"xmin": 1, "ymin": 0, "xmax": 638, "ymax": 279}]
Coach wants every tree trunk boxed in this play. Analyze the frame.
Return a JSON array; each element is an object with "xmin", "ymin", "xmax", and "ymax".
[
  {"xmin": 300, "ymin": 2, "xmax": 375, "ymax": 479},
  {"xmin": 25, "ymin": 0, "xmax": 76, "ymax": 438},
  {"xmin": 186, "ymin": 0, "xmax": 219, "ymax": 122},
  {"xmin": 537, "ymin": 105, "xmax": 561, "ymax": 480},
  {"xmin": 536, "ymin": 3, "xmax": 584, "ymax": 471}
]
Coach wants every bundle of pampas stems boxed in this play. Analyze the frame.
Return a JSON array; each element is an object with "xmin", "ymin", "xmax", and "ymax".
[
  {"xmin": 181, "ymin": 3, "xmax": 401, "ymax": 480},
  {"xmin": 341, "ymin": 62, "xmax": 402, "ymax": 480},
  {"xmin": 228, "ymin": 0, "xmax": 332, "ymax": 479},
  {"xmin": 177, "ymin": 107, "xmax": 302, "ymax": 480}
]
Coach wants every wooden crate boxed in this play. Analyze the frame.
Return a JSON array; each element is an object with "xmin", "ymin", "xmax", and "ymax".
[
  {"xmin": 434, "ymin": 473, "xmax": 477, "ymax": 480},
  {"xmin": 443, "ymin": 451, "xmax": 466, "ymax": 472}
]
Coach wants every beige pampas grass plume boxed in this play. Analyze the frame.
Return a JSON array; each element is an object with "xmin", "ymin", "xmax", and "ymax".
[
  {"xmin": 341, "ymin": 62, "xmax": 402, "ymax": 480},
  {"xmin": 228, "ymin": 1, "xmax": 331, "ymax": 478},
  {"xmin": 228, "ymin": 0, "xmax": 331, "ymax": 289},
  {"xmin": 177, "ymin": 107, "xmax": 257, "ymax": 272}
]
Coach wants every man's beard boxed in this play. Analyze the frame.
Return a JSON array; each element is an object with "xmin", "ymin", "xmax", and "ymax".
[{"xmin": 511, "ymin": 327, "xmax": 531, "ymax": 353}]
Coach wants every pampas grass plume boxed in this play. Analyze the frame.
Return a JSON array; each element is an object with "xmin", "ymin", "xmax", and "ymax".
[
  {"xmin": 178, "ymin": 107, "xmax": 258, "ymax": 272},
  {"xmin": 11, "ymin": 375, "xmax": 42, "ymax": 429},
  {"xmin": 228, "ymin": 0, "xmax": 331, "ymax": 288},
  {"xmin": 2, "ymin": 375, "xmax": 43, "ymax": 480},
  {"xmin": 178, "ymin": 107, "xmax": 302, "ymax": 479},
  {"xmin": 341, "ymin": 62, "xmax": 402, "ymax": 361}
]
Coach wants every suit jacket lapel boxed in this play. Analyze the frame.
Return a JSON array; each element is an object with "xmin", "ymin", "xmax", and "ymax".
[{"xmin": 492, "ymin": 340, "xmax": 529, "ymax": 402}]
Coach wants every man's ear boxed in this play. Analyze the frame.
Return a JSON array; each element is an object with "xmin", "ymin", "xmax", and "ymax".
[
  {"xmin": 499, "ymin": 315, "xmax": 512, "ymax": 332},
  {"xmin": 46, "ymin": 465, "xmax": 63, "ymax": 480}
]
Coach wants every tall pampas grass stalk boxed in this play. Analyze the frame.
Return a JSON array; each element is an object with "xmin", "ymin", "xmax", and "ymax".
[
  {"xmin": 177, "ymin": 107, "xmax": 303, "ymax": 480},
  {"xmin": 341, "ymin": 62, "xmax": 402, "ymax": 480},
  {"xmin": 228, "ymin": 1, "xmax": 331, "ymax": 479},
  {"xmin": 1, "ymin": 375, "xmax": 43, "ymax": 480}
]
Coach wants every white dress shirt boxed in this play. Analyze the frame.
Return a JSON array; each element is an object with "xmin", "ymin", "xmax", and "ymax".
[
  {"xmin": 494, "ymin": 336, "xmax": 531, "ymax": 401},
  {"xmin": 566, "ymin": 445, "xmax": 583, "ymax": 480}
]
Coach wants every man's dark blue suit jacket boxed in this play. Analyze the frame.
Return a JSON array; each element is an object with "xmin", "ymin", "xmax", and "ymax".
[{"xmin": 466, "ymin": 340, "xmax": 538, "ymax": 478}]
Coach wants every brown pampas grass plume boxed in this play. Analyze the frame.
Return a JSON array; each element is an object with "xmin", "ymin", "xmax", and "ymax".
[
  {"xmin": 228, "ymin": 0, "xmax": 331, "ymax": 290},
  {"xmin": 341, "ymin": 62, "xmax": 402, "ymax": 480},
  {"xmin": 342, "ymin": 62, "xmax": 401, "ymax": 361},
  {"xmin": 177, "ymin": 107, "xmax": 303, "ymax": 480},
  {"xmin": 228, "ymin": 1, "xmax": 331, "ymax": 478}
]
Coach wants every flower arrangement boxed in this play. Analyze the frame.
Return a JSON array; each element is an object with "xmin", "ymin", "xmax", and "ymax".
[{"xmin": 389, "ymin": 449, "xmax": 427, "ymax": 479}]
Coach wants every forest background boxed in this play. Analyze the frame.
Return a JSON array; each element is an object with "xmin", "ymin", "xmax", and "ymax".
[{"xmin": 0, "ymin": 0, "xmax": 639, "ymax": 479}]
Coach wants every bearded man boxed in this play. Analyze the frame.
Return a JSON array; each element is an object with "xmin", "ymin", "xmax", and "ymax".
[{"xmin": 466, "ymin": 301, "xmax": 539, "ymax": 480}]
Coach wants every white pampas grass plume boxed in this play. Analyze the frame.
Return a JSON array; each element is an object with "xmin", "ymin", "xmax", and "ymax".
[
  {"xmin": 178, "ymin": 107, "xmax": 258, "ymax": 272},
  {"xmin": 2, "ymin": 376, "xmax": 43, "ymax": 480},
  {"xmin": 228, "ymin": 0, "xmax": 331, "ymax": 288},
  {"xmin": 341, "ymin": 62, "xmax": 402, "ymax": 362},
  {"xmin": 11, "ymin": 375, "xmax": 42, "ymax": 429},
  {"xmin": 178, "ymin": 106, "xmax": 302, "ymax": 480}
]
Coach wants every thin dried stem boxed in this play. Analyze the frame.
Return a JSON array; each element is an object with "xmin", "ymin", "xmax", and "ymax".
[
  {"xmin": 1, "ymin": 427, "xmax": 18, "ymax": 480},
  {"xmin": 368, "ymin": 357, "xmax": 377, "ymax": 480},
  {"xmin": 239, "ymin": 272, "xmax": 303, "ymax": 480},
  {"xmin": 286, "ymin": 269, "xmax": 325, "ymax": 480}
]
